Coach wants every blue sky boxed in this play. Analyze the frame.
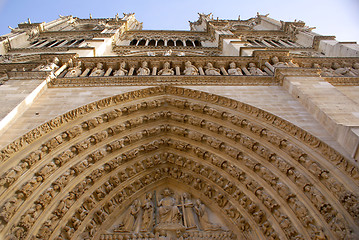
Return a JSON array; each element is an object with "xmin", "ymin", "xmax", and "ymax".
[{"xmin": 0, "ymin": 0, "xmax": 358, "ymax": 42}]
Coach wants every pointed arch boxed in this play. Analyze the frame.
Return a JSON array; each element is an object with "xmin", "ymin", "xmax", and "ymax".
[{"xmin": 0, "ymin": 86, "xmax": 358, "ymax": 240}]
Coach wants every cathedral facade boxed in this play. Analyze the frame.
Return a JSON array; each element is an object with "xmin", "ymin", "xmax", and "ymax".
[{"xmin": 0, "ymin": 13, "xmax": 358, "ymax": 239}]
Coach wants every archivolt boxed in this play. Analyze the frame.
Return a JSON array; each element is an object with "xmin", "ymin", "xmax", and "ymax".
[{"xmin": 0, "ymin": 86, "xmax": 358, "ymax": 240}]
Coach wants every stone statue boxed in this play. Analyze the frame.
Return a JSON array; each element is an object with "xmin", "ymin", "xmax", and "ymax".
[
  {"xmin": 205, "ymin": 63, "xmax": 221, "ymax": 75},
  {"xmin": 227, "ymin": 62, "xmax": 242, "ymax": 75},
  {"xmin": 183, "ymin": 61, "xmax": 199, "ymax": 75},
  {"xmin": 181, "ymin": 193, "xmax": 197, "ymax": 229},
  {"xmin": 271, "ymin": 56, "xmax": 289, "ymax": 68},
  {"xmin": 65, "ymin": 61, "xmax": 82, "ymax": 77},
  {"xmin": 118, "ymin": 199, "xmax": 141, "ymax": 231},
  {"xmin": 33, "ymin": 57, "xmax": 60, "ymax": 72},
  {"xmin": 137, "ymin": 61, "xmax": 150, "ymax": 75},
  {"xmin": 332, "ymin": 62, "xmax": 351, "ymax": 76},
  {"xmin": 248, "ymin": 62, "xmax": 266, "ymax": 75},
  {"xmin": 350, "ymin": 62, "xmax": 359, "ymax": 76},
  {"xmin": 321, "ymin": 63, "xmax": 336, "ymax": 76},
  {"xmin": 158, "ymin": 62, "xmax": 174, "ymax": 75},
  {"xmin": 113, "ymin": 62, "xmax": 128, "ymax": 76},
  {"xmin": 141, "ymin": 192, "xmax": 154, "ymax": 231},
  {"xmin": 157, "ymin": 188, "xmax": 182, "ymax": 225},
  {"xmin": 194, "ymin": 199, "xmax": 220, "ymax": 231},
  {"xmin": 89, "ymin": 63, "xmax": 105, "ymax": 77}
]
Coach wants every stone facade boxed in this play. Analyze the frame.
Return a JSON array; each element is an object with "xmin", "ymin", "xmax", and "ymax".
[{"xmin": 0, "ymin": 13, "xmax": 358, "ymax": 240}]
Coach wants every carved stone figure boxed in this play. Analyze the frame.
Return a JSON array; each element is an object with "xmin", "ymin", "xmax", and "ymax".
[
  {"xmin": 65, "ymin": 61, "xmax": 82, "ymax": 77},
  {"xmin": 33, "ymin": 57, "xmax": 60, "ymax": 72},
  {"xmin": 205, "ymin": 62, "xmax": 221, "ymax": 75},
  {"xmin": 113, "ymin": 62, "xmax": 128, "ymax": 76},
  {"xmin": 137, "ymin": 61, "xmax": 150, "ymax": 75},
  {"xmin": 141, "ymin": 192, "xmax": 154, "ymax": 231},
  {"xmin": 332, "ymin": 62, "xmax": 352, "ymax": 76},
  {"xmin": 183, "ymin": 61, "xmax": 199, "ymax": 75},
  {"xmin": 194, "ymin": 199, "xmax": 220, "ymax": 231},
  {"xmin": 248, "ymin": 62, "xmax": 266, "ymax": 75},
  {"xmin": 89, "ymin": 62, "xmax": 105, "ymax": 77},
  {"xmin": 227, "ymin": 62, "xmax": 242, "ymax": 75},
  {"xmin": 157, "ymin": 188, "xmax": 182, "ymax": 226},
  {"xmin": 158, "ymin": 62, "xmax": 174, "ymax": 75},
  {"xmin": 181, "ymin": 193, "xmax": 197, "ymax": 229},
  {"xmin": 350, "ymin": 62, "xmax": 359, "ymax": 76},
  {"xmin": 271, "ymin": 56, "xmax": 289, "ymax": 68},
  {"xmin": 118, "ymin": 199, "xmax": 141, "ymax": 232}
]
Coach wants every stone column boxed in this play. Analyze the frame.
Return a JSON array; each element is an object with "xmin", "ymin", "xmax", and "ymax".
[
  {"xmin": 104, "ymin": 67, "xmax": 113, "ymax": 76},
  {"xmin": 263, "ymin": 67, "xmax": 272, "ymax": 75},
  {"xmin": 265, "ymin": 61, "xmax": 275, "ymax": 73},
  {"xmin": 151, "ymin": 62, "xmax": 160, "ymax": 75},
  {"xmin": 54, "ymin": 63, "xmax": 67, "ymax": 77},
  {"xmin": 196, "ymin": 63, "xmax": 205, "ymax": 75},
  {"xmin": 241, "ymin": 66, "xmax": 250, "ymax": 75},
  {"xmin": 128, "ymin": 62, "xmax": 136, "ymax": 75},
  {"xmin": 218, "ymin": 62, "xmax": 228, "ymax": 75},
  {"xmin": 80, "ymin": 64, "xmax": 92, "ymax": 77},
  {"xmin": 172, "ymin": 61, "xmax": 182, "ymax": 75}
]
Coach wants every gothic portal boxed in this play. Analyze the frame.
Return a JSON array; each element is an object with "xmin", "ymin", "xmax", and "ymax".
[{"xmin": 0, "ymin": 13, "xmax": 358, "ymax": 240}]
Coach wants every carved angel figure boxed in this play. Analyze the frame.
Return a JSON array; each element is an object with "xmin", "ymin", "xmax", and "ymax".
[
  {"xmin": 118, "ymin": 199, "xmax": 141, "ymax": 231},
  {"xmin": 194, "ymin": 199, "xmax": 220, "ymax": 231}
]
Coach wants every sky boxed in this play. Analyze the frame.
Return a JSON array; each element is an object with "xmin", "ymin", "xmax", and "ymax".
[{"xmin": 0, "ymin": 0, "xmax": 358, "ymax": 42}]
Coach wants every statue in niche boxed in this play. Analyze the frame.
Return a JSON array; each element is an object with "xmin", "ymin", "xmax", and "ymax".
[
  {"xmin": 137, "ymin": 61, "xmax": 150, "ymax": 75},
  {"xmin": 181, "ymin": 193, "xmax": 197, "ymax": 229},
  {"xmin": 118, "ymin": 199, "xmax": 141, "ymax": 232},
  {"xmin": 89, "ymin": 62, "xmax": 105, "ymax": 77},
  {"xmin": 65, "ymin": 61, "xmax": 82, "ymax": 77},
  {"xmin": 350, "ymin": 62, "xmax": 359, "ymax": 76},
  {"xmin": 270, "ymin": 56, "xmax": 289, "ymax": 68},
  {"xmin": 157, "ymin": 188, "xmax": 182, "ymax": 226},
  {"xmin": 141, "ymin": 192, "xmax": 154, "ymax": 232},
  {"xmin": 194, "ymin": 199, "xmax": 220, "ymax": 231},
  {"xmin": 227, "ymin": 62, "xmax": 242, "ymax": 75},
  {"xmin": 113, "ymin": 62, "xmax": 128, "ymax": 76},
  {"xmin": 248, "ymin": 62, "xmax": 266, "ymax": 75},
  {"xmin": 332, "ymin": 62, "xmax": 352, "ymax": 76},
  {"xmin": 158, "ymin": 62, "xmax": 174, "ymax": 75},
  {"xmin": 33, "ymin": 57, "xmax": 60, "ymax": 72},
  {"xmin": 183, "ymin": 61, "xmax": 199, "ymax": 75},
  {"xmin": 205, "ymin": 62, "xmax": 221, "ymax": 75}
]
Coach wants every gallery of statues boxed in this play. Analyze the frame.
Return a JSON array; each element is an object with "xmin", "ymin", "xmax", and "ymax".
[{"xmin": 0, "ymin": 12, "xmax": 358, "ymax": 240}]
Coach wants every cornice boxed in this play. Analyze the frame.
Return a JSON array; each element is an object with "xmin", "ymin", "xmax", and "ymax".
[{"xmin": 50, "ymin": 75, "xmax": 277, "ymax": 87}]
